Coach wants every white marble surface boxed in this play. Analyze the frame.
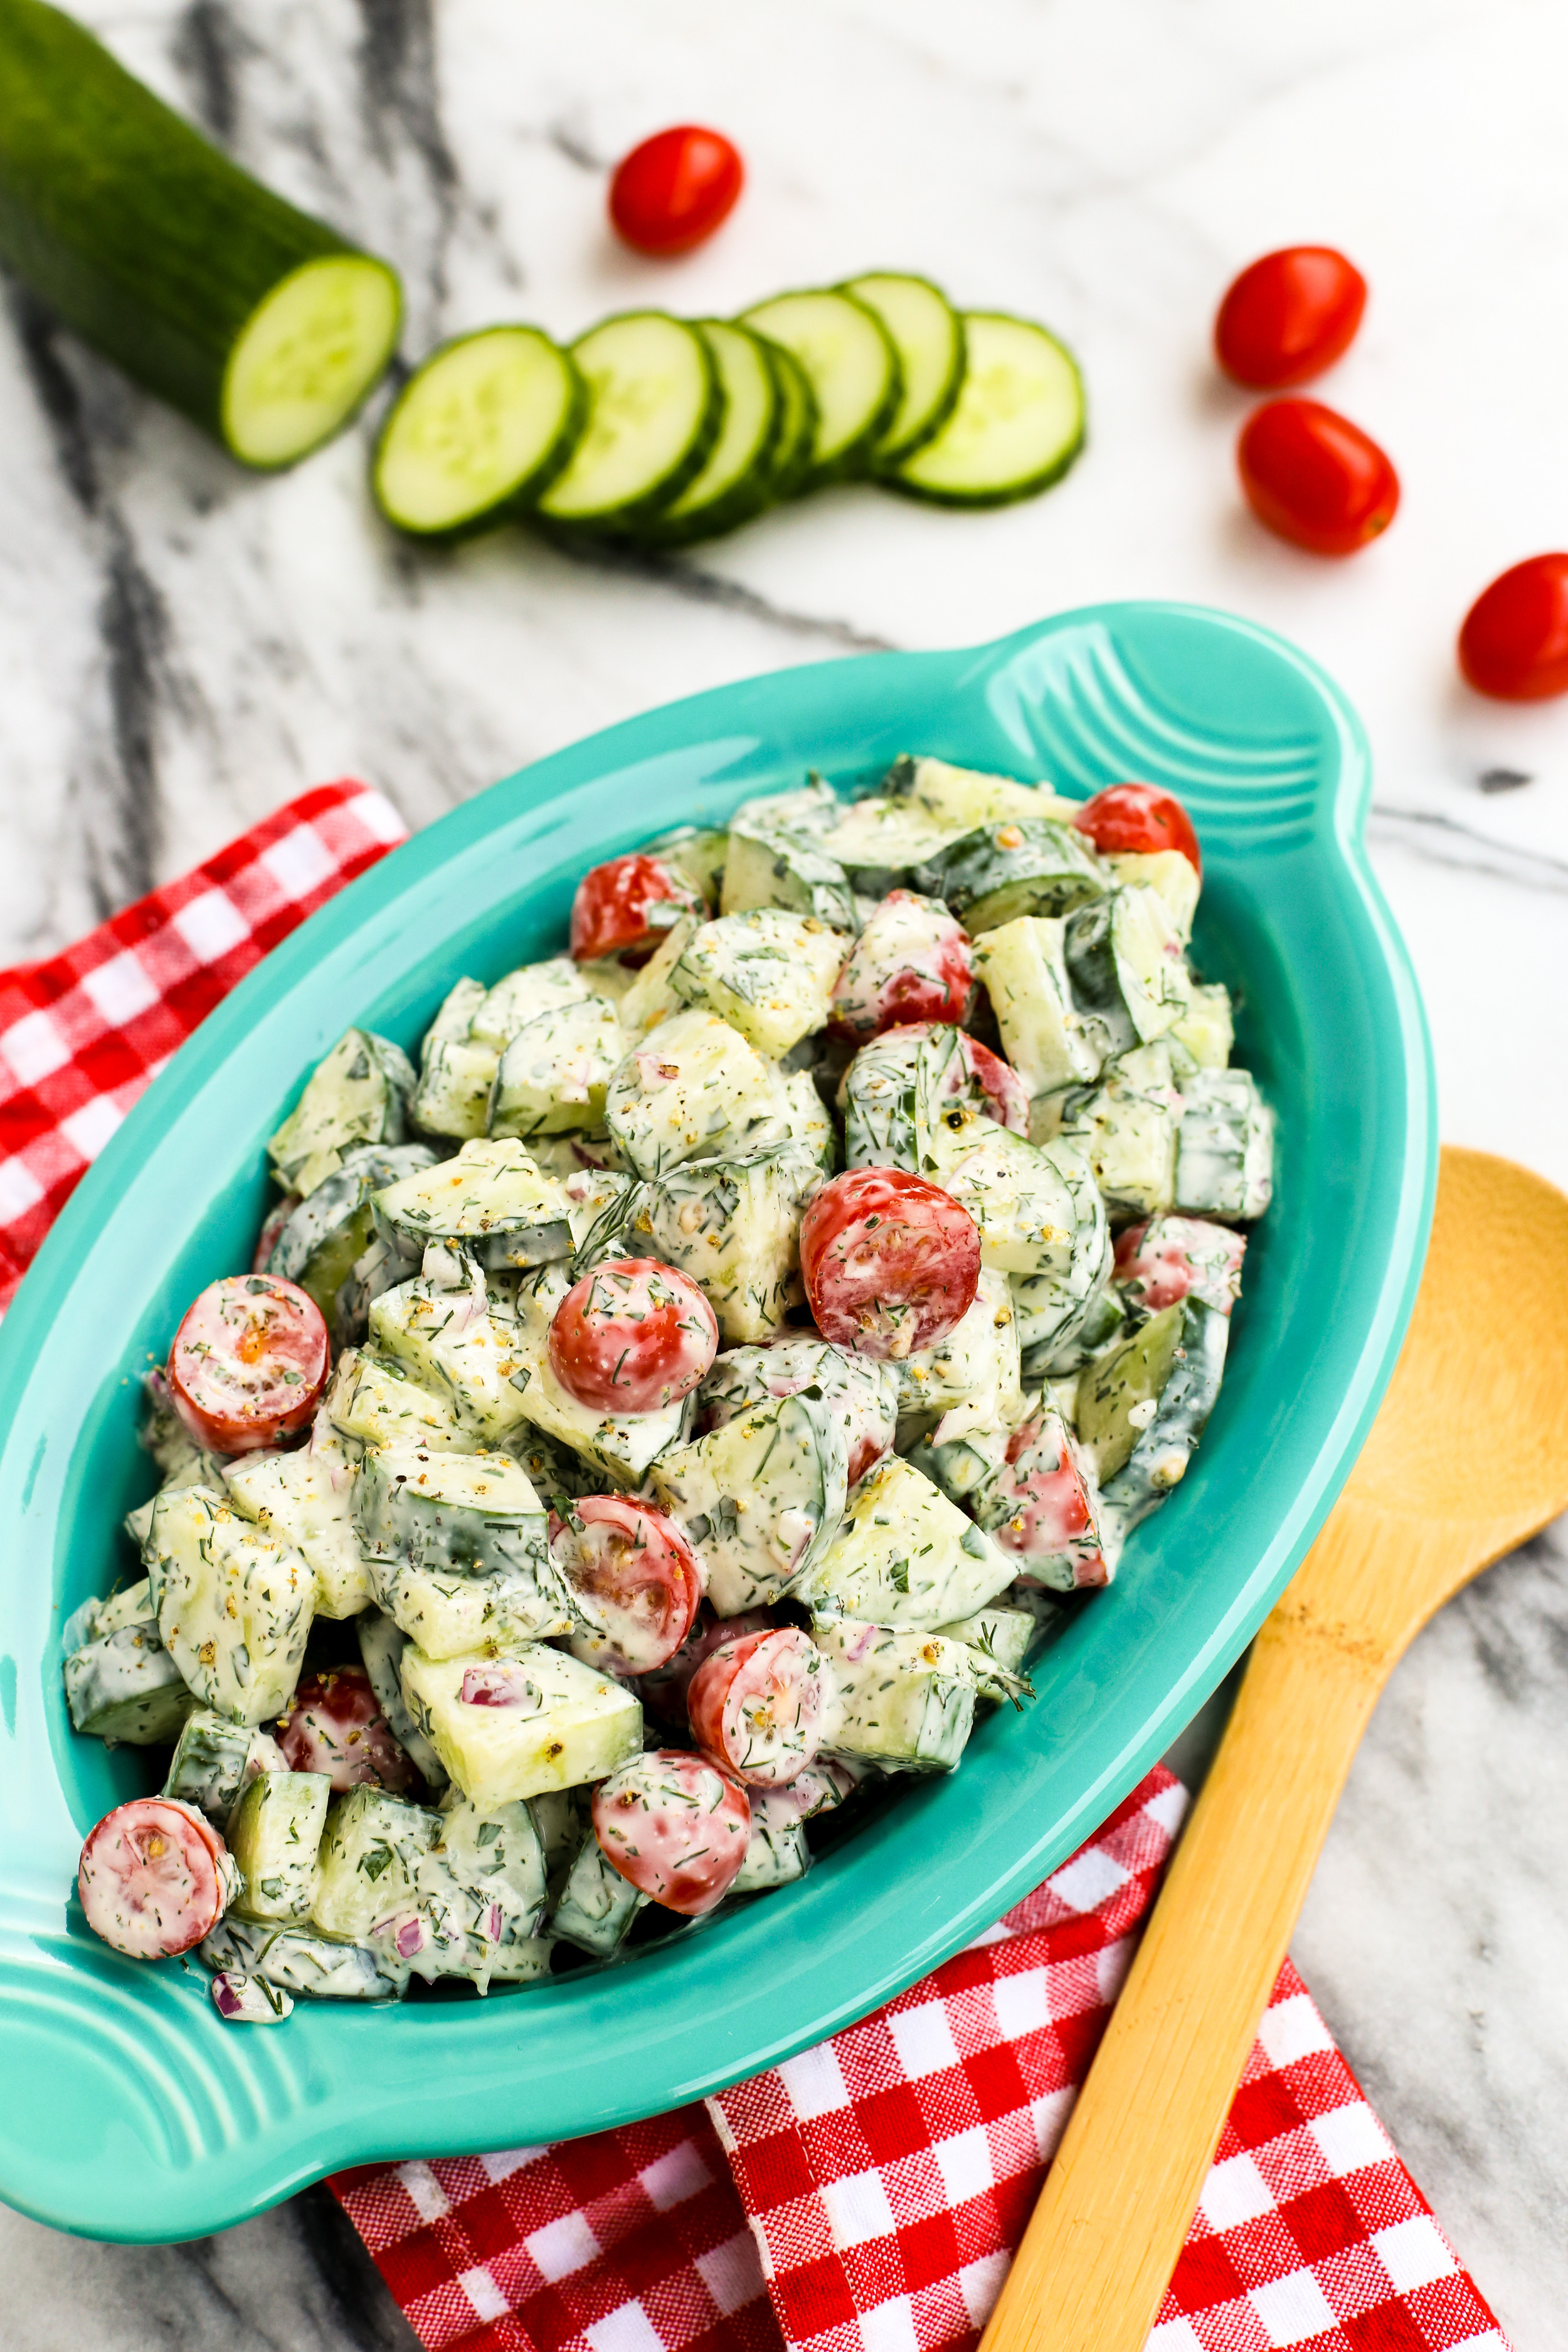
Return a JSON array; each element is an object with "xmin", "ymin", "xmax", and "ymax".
[{"xmin": 3, "ymin": 0, "xmax": 1567, "ymax": 2343}]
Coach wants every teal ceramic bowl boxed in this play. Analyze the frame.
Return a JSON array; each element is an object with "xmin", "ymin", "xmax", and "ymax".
[{"xmin": 0, "ymin": 603, "xmax": 1433, "ymax": 2242}]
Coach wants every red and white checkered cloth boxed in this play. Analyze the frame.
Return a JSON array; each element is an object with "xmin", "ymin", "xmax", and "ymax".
[
  {"xmin": 1, "ymin": 788, "xmax": 1509, "ymax": 2352},
  {"xmin": 0, "ymin": 778, "xmax": 405, "ymax": 1312}
]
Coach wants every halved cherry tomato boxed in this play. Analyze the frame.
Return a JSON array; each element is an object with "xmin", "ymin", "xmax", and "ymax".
[
  {"xmin": 608, "ymin": 126, "xmax": 744, "ymax": 257},
  {"xmin": 569, "ymin": 852, "xmax": 704, "ymax": 965},
  {"xmin": 800, "ymin": 1167, "xmax": 980, "ymax": 1360},
  {"xmin": 985, "ymin": 1406, "xmax": 1108, "ymax": 1591},
  {"xmin": 551, "ymin": 1494, "xmax": 704, "ymax": 1674},
  {"xmin": 829, "ymin": 891, "xmax": 975, "ymax": 1041},
  {"xmin": 637, "ymin": 1604, "xmax": 775, "ymax": 1723},
  {"xmin": 1071, "ymin": 783, "xmax": 1201, "ymax": 877},
  {"xmin": 1458, "ymin": 554, "xmax": 1568, "ymax": 701},
  {"xmin": 687, "ymin": 1625, "xmax": 830, "ymax": 1786},
  {"xmin": 1215, "ymin": 247, "xmax": 1367, "ymax": 389},
  {"xmin": 1237, "ymin": 399, "xmax": 1398, "ymax": 557},
  {"xmin": 168, "ymin": 1273, "xmax": 329, "ymax": 1454},
  {"xmin": 273, "ymin": 1665, "xmax": 421, "ymax": 1793},
  {"xmin": 548, "ymin": 1256, "xmax": 718, "ymax": 1416},
  {"xmin": 592, "ymin": 1748, "xmax": 751, "ymax": 1915},
  {"xmin": 78, "ymin": 1797, "xmax": 233, "ymax": 1958},
  {"xmin": 1113, "ymin": 1215, "xmax": 1246, "ymax": 1317}
]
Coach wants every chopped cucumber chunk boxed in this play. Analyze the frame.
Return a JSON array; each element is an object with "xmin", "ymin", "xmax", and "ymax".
[
  {"xmin": 230, "ymin": 1770, "xmax": 330, "ymax": 1923},
  {"xmin": 400, "ymin": 1641, "xmax": 642, "ymax": 1813},
  {"xmin": 672, "ymin": 908, "xmax": 847, "ymax": 1057}
]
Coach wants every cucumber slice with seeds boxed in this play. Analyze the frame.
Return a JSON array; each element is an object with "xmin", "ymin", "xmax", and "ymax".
[
  {"xmin": 634, "ymin": 321, "xmax": 782, "ymax": 547},
  {"xmin": 738, "ymin": 289, "xmax": 900, "ymax": 487},
  {"xmin": 538, "ymin": 310, "xmax": 721, "ymax": 527},
  {"xmin": 756, "ymin": 336, "xmax": 819, "ymax": 499},
  {"xmin": 889, "ymin": 313, "xmax": 1085, "ymax": 508},
  {"xmin": 373, "ymin": 326, "xmax": 586, "ymax": 537},
  {"xmin": 844, "ymin": 272, "xmax": 966, "ymax": 465},
  {"xmin": 0, "ymin": 0, "xmax": 401, "ymax": 469}
]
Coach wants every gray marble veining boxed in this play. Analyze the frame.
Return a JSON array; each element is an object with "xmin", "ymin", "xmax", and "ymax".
[{"xmin": 3, "ymin": 0, "xmax": 1568, "ymax": 2344}]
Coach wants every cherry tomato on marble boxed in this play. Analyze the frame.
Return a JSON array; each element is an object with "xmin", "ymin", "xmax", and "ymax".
[
  {"xmin": 551, "ymin": 1493, "xmax": 704, "ymax": 1674},
  {"xmin": 78, "ymin": 1797, "xmax": 233, "ymax": 1959},
  {"xmin": 608, "ymin": 126, "xmax": 744, "ymax": 257},
  {"xmin": 1237, "ymin": 398, "xmax": 1399, "ymax": 557},
  {"xmin": 800, "ymin": 1166, "xmax": 980, "ymax": 1361},
  {"xmin": 569, "ymin": 852, "xmax": 704, "ymax": 964},
  {"xmin": 687, "ymin": 1625, "xmax": 830, "ymax": 1787},
  {"xmin": 1215, "ymin": 246, "xmax": 1367, "ymax": 389},
  {"xmin": 828, "ymin": 891, "xmax": 975, "ymax": 1042},
  {"xmin": 548, "ymin": 1256, "xmax": 718, "ymax": 1415},
  {"xmin": 1458, "ymin": 554, "xmax": 1568, "ymax": 701},
  {"xmin": 169, "ymin": 1273, "xmax": 329, "ymax": 1454},
  {"xmin": 1071, "ymin": 783, "xmax": 1201, "ymax": 876},
  {"xmin": 273, "ymin": 1665, "xmax": 421, "ymax": 1794},
  {"xmin": 591, "ymin": 1748, "xmax": 751, "ymax": 1915}
]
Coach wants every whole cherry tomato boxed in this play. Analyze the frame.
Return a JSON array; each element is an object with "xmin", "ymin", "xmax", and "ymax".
[
  {"xmin": 1071, "ymin": 784, "xmax": 1201, "ymax": 876},
  {"xmin": 548, "ymin": 1257, "xmax": 718, "ymax": 1415},
  {"xmin": 1237, "ymin": 399, "xmax": 1399, "ymax": 557},
  {"xmin": 169, "ymin": 1273, "xmax": 329, "ymax": 1453},
  {"xmin": 569, "ymin": 852, "xmax": 704, "ymax": 964},
  {"xmin": 1458, "ymin": 555, "xmax": 1568, "ymax": 701},
  {"xmin": 1215, "ymin": 247, "xmax": 1367, "ymax": 389},
  {"xmin": 608, "ymin": 126, "xmax": 744, "ymax": 257},
  {"xmin": 800, "ymin": 1167, "xmax": 980, "ymax": 1360}
]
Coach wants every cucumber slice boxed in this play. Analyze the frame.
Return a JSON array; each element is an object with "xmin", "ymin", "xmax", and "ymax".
[
  {"xmin": 373, "ymin": 326, "xmax": 586, "ymax": 537},
  {"xmin": 738, "ymin": 289, "xmax": 901, "ymax": 486},
  {"xmin": 844, "ymin": 273, "xmax": 966, "ymax": 465},
  {"xmin": 757, "ymin": 337, "xmax": 819, "ymax": 499},
  {"xmin": 635, "ymin": 321, "xmax": 783, "ymax": 546},
  {"xmin": 0, "ymin": 0, "xmax": 401, "ymax": 467},
  {"xmin": 889, "ymin": 313, "xmax": 1085, "ymax": 508},
  {"xmin": 538, "ymin": 311, "xmax": 721, "ymax": 527}
]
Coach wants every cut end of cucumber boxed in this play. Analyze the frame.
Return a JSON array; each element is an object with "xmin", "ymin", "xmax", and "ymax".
[
  {"xmin": 223, "ymin": 255, "xmax": 402, "ymax": 470},
  {"xmin": 374, "ymin": 326, "xmax": 585, "ymax": 535},
  {"xmin": 889, "ymin": 313, "xmax": 1085, "ymax": 509}
]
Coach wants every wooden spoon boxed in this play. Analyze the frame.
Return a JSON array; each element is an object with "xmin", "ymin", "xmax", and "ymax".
[{"xmin": 980, "ymin": 1146, "xmax": 1568, "ymax": 2352}]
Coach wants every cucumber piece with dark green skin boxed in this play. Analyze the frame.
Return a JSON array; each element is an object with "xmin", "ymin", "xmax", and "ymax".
[
  {"xmin": 267, "ymin": 1142, "xmax": 439, "ymax": 1342},
  {"xmin": 0, "ymin": 0, "xmax": 402, "ymax": 467},
  {"xmin": 1075, "ymin": 1295, "xmax": 1229, "ymax": 1522},
  {"xmin": 888, "ymin": 313, "xmax": 1086, "ymax": 509},
  {"xmin": 537, "ymin": 311, "xmax": 722, "ymax": 528},
  {"xmin": 912, "ymin": 819, "xmax": 1105, "ymax": 933},
  {"xmin": 738, "ymin": 289, "xmax": 901, "ymax": 487},
  {"xmin": 373, "ymin": 326, "xmax": 586, "ymax": 538},
  {"xmin": 844, "ymin": 272, "xmax": 966, "ymax": 467},
  {"xmin": 633, "ymin": 321, "xmax": 783, "ymax": 547},
  {"xmin": 64, "ymin": 1618, "xmax": 195, "ymax": 1744}
]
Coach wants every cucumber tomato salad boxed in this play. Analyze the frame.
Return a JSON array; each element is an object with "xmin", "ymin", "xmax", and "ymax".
[{"xmin": 66, "ymin": 759, "xmax": 1272, "ymax": 2022}]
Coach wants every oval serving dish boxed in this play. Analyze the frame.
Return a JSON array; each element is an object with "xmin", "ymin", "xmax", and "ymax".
[{"xmin": 0, "ymin": 602, "xmax": 1434, "ymax": 2241}]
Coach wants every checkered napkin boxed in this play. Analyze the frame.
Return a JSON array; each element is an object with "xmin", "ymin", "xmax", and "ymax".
[
  {"xmin": 332, "ymin": 1769, "xmax": 1508, "ymax": 2352},
  {"xmin": 0, "ymin": 788, "xmax": 1508, "ymax": 2352},
  {"xmin": 0, "ymin": 778, "xmax": 406, "ymax": 1312}
]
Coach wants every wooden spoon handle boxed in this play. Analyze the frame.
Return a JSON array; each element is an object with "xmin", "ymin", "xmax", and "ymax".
[{"xmin": 978, "ymin": 1605, "xmax": 1385, "ymax": 2352}]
